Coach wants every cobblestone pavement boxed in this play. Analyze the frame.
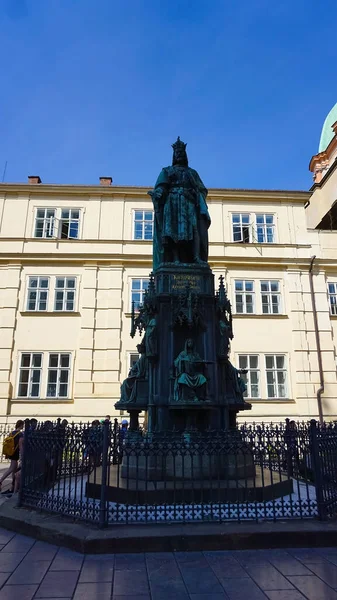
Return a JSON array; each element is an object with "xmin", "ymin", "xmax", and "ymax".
[{"xmin": 0, "ymin": 530, "xmax": 337, "ymax": 599}]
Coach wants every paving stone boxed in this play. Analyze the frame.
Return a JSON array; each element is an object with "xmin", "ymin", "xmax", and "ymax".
[
  {"xmin": 85, "ymin": 554, "xmax": 115, "ymax": 562},
  {"xmin": 246, "ymin": 565, "xmax": 295, "ymax": 591},
  {"xmin": 286, "ymin": 548, "xmax": 328, "ymax": 564},
  {"xmin": 257, "ymin": 550, "xmax": 290, "ymax": 558},
  {"xmin": 189, "ymin": 595, "xmax": 229, "ymax": 599},
  {"xmin": 175, "ymin": 552, "xmax": 224, "ymax": 594},
  {"xmin": 288, "ymin": 575, "xmax": 337, "ymax": 600},
  {"xmin": 114, "ymin": 553, "xmax": 146, "ymax": 570},
  {"xmin": 204, "ymin": 552, "xmax": 249, "ymax": 578},
  {"xmin": 113, "ymin": 596, "xmax": 151, "ymax": 600},
  {"xmin": 72, "ymin": 582, "xmax": 112, "ymax": 600},
  {"xmin": 150, "ymin": 581, "xmax": 189, "ymax": 600},
  {"xmin": 220, "ymin": 577, "xmax": 269, "ymax": 599},
  {"xmin": 265, "ymin": 592, "xmax": 306, "ymax": 600},
  {"xmin": 0, "ymin": 531, "xmax": 14, "ymax": 546},
  {"xmin": 24, "ymin": 542, "xmax": 58, "ymax": 562},
  {"xmin": 316, "ymin": 548, "xmax": 337, "ymax": 554},
  {"xmin": 0, "ymin": 553, "xmax": 26, "ymax": 572},
  {"xmin": 175, "ymin": 552, "xmax": 205, "ymax": 562},
  {"xmin": 113, "ymin": 570, "xmax": 149, "ymax": 595},
  {"xmin": 0, "ymin": 574, "xmax": 10, "ymax": 588},
  {"xmin": 147, "ymin": 554, "xmax": 189, "ymax": 599},
  {"xmin": 322, "ymin": 554, "xmax": 337, "ymax": 567},
  {"xmin": 0, "ymin": 585, "xmax": 38, "ymax": 600},
  {"xmin": 232, "ymin": 550, "xmax": 270, "ymax": 568},
  {"xmin": 50, "ymin": 549, "xmax": 84, "ymax": 571},
  {"xmin": 146, "ymin": 552, "xmax": 178, "ymax": 559},
  {"xmin": 267, "ymin": 556, "xmax": 312, "ymax": 576},
  {"xmin": 305, "ymin": 562, "xmax": 337, "ymax": 587},
  {"xmin": 6, "ymin": 560, "xmax": 50, "ymax": 584},
  {"xmin": 2, "ymin": 535, "xmax": 35, "ymax": 554},
  {"xmin": 79, "ymin": 556, "xmax": 114, "ymax": 582},
  {"xmin": 146, "ymin": 553, "xmax": 183, "ymax": 580},
  {"xmin": 35, "ymin": 570, "xmax": 79, "ymax": 598}
]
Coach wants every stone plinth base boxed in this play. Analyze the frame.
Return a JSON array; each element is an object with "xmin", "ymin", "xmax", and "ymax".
[
  {"xmin": 120, "ymin": 451, "xmax": 255, "ymax": 480},
  {"xmin": 86, "ymin": 465, "xmax": 293, "ymax": 505}
]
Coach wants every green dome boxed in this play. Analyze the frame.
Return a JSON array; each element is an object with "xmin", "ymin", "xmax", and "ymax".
[{"xmin": 319, "ymin": 103, "xmax": 337, "ymax": 152}]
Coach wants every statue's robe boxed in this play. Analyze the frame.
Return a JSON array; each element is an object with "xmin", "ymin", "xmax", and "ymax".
[
  {"xmin": 174, "ymin": 348, "xmax": 207, "ymax": 401},
  {"xmin": 151, "ymin": 165, "xmax": 210, "ymax": 270}
]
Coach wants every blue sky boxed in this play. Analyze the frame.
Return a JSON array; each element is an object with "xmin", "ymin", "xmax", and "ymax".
[{"xmin": 1, "ymin": 0, "xmax": 337, "ymax": 190}]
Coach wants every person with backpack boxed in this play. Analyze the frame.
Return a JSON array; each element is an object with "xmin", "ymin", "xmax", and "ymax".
[{"xmin": 0, "ymin": 420, "xmax": 24, "ymax": 491}]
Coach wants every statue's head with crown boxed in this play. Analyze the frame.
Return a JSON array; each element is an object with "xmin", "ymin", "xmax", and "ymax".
[{"xmin": 172, "ymin": 136, "xmax": 188, "ymax": 167}]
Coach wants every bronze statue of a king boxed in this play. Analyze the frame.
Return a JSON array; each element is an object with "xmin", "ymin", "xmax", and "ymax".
[
  {"xmin": 115, "ymin": 137, "xmax": 251, "ymax": 434},
  {"xmin": 149, "ymin": 137, "xmax": 211, "ymax": 270}
]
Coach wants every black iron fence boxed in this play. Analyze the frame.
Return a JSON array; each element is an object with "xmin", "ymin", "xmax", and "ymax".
[{"xmin": 18, "ymin": 420, "xmax": 337, "ymax": 526}]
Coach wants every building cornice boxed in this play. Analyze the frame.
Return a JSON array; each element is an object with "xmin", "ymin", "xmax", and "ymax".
[
  {"xmin": 310, "ymin": 156, "xmax": 337, "ymax": 191},
  {"xmin": 0, "ymin": 253, "xmax": 332, "ymax": 270},
  {"xmin": 0, "ymin": 183, "xmax": 311, "ymax": 203}
]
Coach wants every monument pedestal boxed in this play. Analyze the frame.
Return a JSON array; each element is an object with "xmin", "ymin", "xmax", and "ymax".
[{"xmin": 86, "ymin": 464, "xmax": 293, "ymax": 505}]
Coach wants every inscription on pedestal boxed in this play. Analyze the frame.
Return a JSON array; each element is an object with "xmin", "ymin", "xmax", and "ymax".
[
  {"xmin": 172, "ymin": 274, "xmax": 202, "ymax": 292},
  {"xmin": 155, "ymin": 269, "xmax": 214, "ymax": 295}
]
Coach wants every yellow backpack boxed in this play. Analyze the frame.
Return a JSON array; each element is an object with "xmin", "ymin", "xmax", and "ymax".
[{"xmin": 3, "ymin": 430, "xmax": 20, "ymax": 457}]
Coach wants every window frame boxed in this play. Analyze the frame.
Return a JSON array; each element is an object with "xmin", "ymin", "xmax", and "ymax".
[
  {"xmin": 26, "ymin": 276, "xmax": 50, "ymax": 312},
  {"xmin": 46, "ymin": 353, "xmax": 71, "ymax": 399},
  {"xmin": 231, "ymin": 212, "xmax": 276, "ymax": 244},
  {"xmin": 17, "ymin": 352, "xmax": 43, "ymax": 398},
  {"xmin": 238, "ymin": 354, "xmax": 260, "ymax": 399},
  {"xmin": 260, "ymin": 280, "xmax": 281, "ymax": 314},
  {"xmin": 133, "ymin": 209, "xmax": 154, "ymax": 241},
  {"xmin": 255, "ymin": 213, "xmax": 276, "ymax": 243},
  {"xmin": 231, "ymin": 213, "xmax": 252, "ymax": 243},
  {"xmin": 265, "ymin": 354, "xmax": 288, "ymax": 399},
  {"xmin": 59, "ymin": 208, "xmax": 80, "ymax": 240},
  {"xmin": 130, "ymin": 277, "xmax": 149, "ymax": 311},
  {"xmin": 328, "ymin": 282, "xmax": 337, "ymax": 315},
  {"xmin": 34, "ymin": 209, "xmax": 56, "ymax": 238},
  {"xmin": 33, "ymin": 208, "xmax": 81, "ymax": 240},
  {"xmin": 234, "ymin": 280, "xmax": 255, "ymax": 314},
  {"xmin": 16, "ymin": 351, "xmax": 73, "ymax": 400},
  {"xmin": 24, "ymin": 275, "xmax": 78, "ymax": 313},
  {"xmin": 54, "ymin": 277, "xmax": 77, "ymax": 312}
]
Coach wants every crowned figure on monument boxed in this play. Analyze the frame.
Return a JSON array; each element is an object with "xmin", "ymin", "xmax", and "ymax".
[{"xmin": 148, "ymin": 137, "xmax": 211, "ymax": 270}]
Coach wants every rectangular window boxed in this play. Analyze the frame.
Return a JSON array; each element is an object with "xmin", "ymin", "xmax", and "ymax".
[
  {"xmin": 54, "ymin": 277, "xmax": 76, "ymax": 311},
  {"xmin": 235, "ymin": 280, "xmax": 254, "ymax": 313},
  {"xmin": 131, "ymin": 278, "xmax": 149, "ymax": 310},
  {"xmin": 238, "ymin": 355, "xmax": 260, "ymax": 398},
  {"xmin": 34, "ymin": 209, "xmax": 55, "ymax": 238},
  {"xmin": 133, "ymin": 210, "xmax": 154, "ymax": 240},
  {"xmin": 265, "ymin": 355, "xmax": 287, "ymax": 398},
  {"xmin": 129, "ymin": 353, "xmax": 140, "ymax": 369},
  {"xmin": 232, "ymin": 213, "xmax": 251, "ymax": 243},
  {"xmin": 328, "ymin": 283, "xmax": 337, "ymax": 315},
  {"xmin": 261, "ymin": 280, "xmax": 281, "ymax": 314},
  {"xmin": 18, "ymin": 353, "xmax": 42, "ymax": 397},
  {"xmin": 27, "ymin": 277, "xmax": 49, "ymax": 311},
  {"xmin": 59, "ymin": 209, "xmax": 80, "ymax": 239},
  {"xmin": 47, "ymin": 353, "xmax": 71, "ymax": 398},
  {"xmin": 255, "ymin": 214, "xmax": 275, "ymax": 243}
]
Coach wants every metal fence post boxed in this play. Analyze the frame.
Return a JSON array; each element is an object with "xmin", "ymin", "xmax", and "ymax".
[
  {"xmin": 310, "ymin": 419, "xmax": 326, "ymax": 520},
  {"xmin": 99, "ymin": 420, "xmax": 109, "ymax": 528},
  {"xmin": 17, "ymin": 418, "xmax": 30, "ymax": 508}
]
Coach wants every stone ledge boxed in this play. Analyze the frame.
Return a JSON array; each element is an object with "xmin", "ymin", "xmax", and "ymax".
[{"xmin": 0, "ymin": 498, "xmax": 337, "ymax": 554}]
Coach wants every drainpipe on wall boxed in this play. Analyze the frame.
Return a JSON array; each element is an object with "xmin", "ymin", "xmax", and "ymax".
[{"xmin": 309, "ymin": 255, "xmax": 324, "ymax": 424}]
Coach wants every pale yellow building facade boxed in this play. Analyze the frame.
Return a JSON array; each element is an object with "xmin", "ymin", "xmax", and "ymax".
[{"xmin": 1, "ymin": 112, "xmax": 337, "ymax": 424}]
